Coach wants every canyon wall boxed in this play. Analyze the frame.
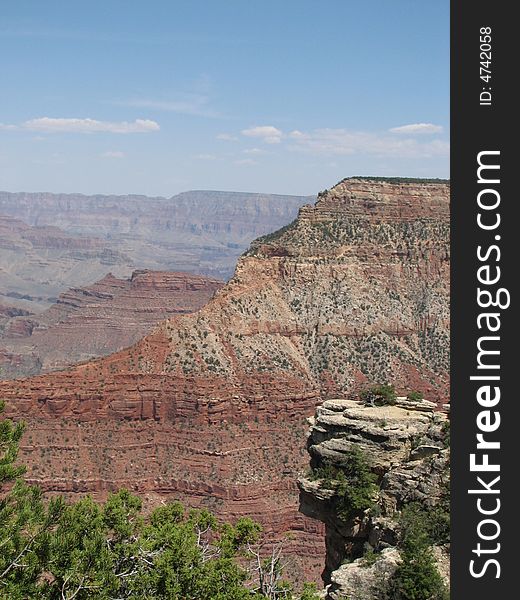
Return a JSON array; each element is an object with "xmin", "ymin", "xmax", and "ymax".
[
  {"xmin": 0, "ymin": 270, "xmax": 223, "ymax": 379},
  {"xmin": 0, "ymin": 190, "xmax": 311, "ymax": 282},
  {"xmin": 0, "ymin": 214, "xmax": 129, "ymax": 313},
  {"xmin": 0, "ymin": 178, "xmax": 450, "ymax": 581}
]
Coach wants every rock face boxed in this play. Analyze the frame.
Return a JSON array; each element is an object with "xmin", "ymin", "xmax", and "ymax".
[
  {"xmin": 298, "ymin": 397, "xmax": 450, "ymax": 597},
  {"xmin": 327, "ymin": 548, "xmax": 401, "ymax": 600},
  {"xmin": 0, "ymin": 190, "xmax": 311, "ymax": 284},
  {"xmin": 0, "ymin": 214, "xmax": 127, "ymax": 313},
  {"xmin": 0, "ymin": 348, "xmax": 42, "ymax": 380},
  {"xmin": 0, "ymin": 178, "xmax": 450, "ymax": 581},
  {"xmin": 0, "ymin": 271, "xmax": 223, "ymax": 379}
]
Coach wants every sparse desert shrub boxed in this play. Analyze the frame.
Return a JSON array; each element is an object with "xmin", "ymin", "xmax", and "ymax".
[
  {"xmin": 384, "ymin": 501, "xmax": 450, "ymax": 600},
  {"xmin": 310, "ymin": 447, "xmax": 377, "ymax": 521},
  {"xmin": 360, "ymin": 384, "xmax": 397, "ymax": 406}
]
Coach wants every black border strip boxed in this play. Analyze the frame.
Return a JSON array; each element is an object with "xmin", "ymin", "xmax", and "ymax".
[{"xmin": 451, "ymin": 1, "xmax": 514, "ymax": 597}]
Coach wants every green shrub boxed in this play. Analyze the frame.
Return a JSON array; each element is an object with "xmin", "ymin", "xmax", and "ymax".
[
  {"xmin": 361, "ymin": 549, "xmax": 379, "ymax": 567},
  {"xmin": 360, "ymin": 384, "xmax": 397, "ymax": 406},
  {"xmin": 299, "ymin": 582, "xmax": 322, "ymax": 600},
  {"xmin": 385, "ymin": 500, "xmax": 450, "ymax": 600},
  {"xmin": 407, "ymin": 391, "xmax": 424, "ymax": 402},
  {"xmin": 0, "ymin": 408, "xmax": 319, "ymax": 599},
  {"xmin": 386, "ymin": 546, "xmax": 449, "ymax": 600},
  {"xmin": 311, "ymin": 447, "xmax": 377, "ymax": 521},
  {"xmin": 399, "ymin": 502, "xmax": 450, "ymax": 547}
]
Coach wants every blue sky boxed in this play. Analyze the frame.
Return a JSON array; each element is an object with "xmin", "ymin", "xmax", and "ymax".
[{"xmin": 0, "ymin": 1, "xmax": 449, "ymax": 196}]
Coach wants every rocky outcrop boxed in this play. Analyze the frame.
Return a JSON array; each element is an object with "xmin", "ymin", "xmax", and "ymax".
[
  {"xmin": 327, "ymin": 548, "xmax": 401, "ymax": 600},
  {"xmin": 0, "ymin": 271, "xmax": 223, "ymax": 379},
  {"xmin": 298, "ymin": 397, "xmax": 450, "ymax": 596},
  {"xmin": 0, "ymin": 178, "xmax": 450, "ymax": 581}
]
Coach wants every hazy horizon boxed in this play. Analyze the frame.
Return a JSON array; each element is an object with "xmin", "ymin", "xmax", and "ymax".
[{"xmin": 0, "ymin": 177, "xmax": 450, "ymax": 200}]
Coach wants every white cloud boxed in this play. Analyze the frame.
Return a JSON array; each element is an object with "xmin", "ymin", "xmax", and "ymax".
[
  {"xmin": 389, "ymin": 123, "xmax": 443, "ymax": 135},
  {"xmin": 288, "ymin": 128, "xmax": 449, "ymax": 158},
  {"xmin": 243, "ymin": 147, "xmax": 266, "ymax": 155},
  {"xmin": 216, "ymin": 133, "xmax": 238, "ymax": 141},
  {"xmin": 194, "ymin": 153, "xmax": 217, "ymax": 160},
  {"xmin": 234, "ymin": 158, "xmax": 258, "ymax": 166},
  {"xmin": 22, "ymin": 117, "xmax": 159, "ymax": 134},
  {"xmin": 101, "ymin": 151, "xmax": 125, "ymax": 158},
  {"xmin": 0, "ymin": 123, "xmax": 18, "ymax": 130},
  {"xmin": 241, "ymin": 125, "xmax": 283, "ymax": 144}
]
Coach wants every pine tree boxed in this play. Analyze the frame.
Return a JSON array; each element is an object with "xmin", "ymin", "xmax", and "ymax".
[
  {"xmin": 0, "ymin": 399, "xmax": 25, "ymax": 485},
  {"xmin": 386, "ymin": 503, "xmax": 449, "ymax": 600},
  {"xmin": 0, "ymin": 403, "xmax": 328, "ymax": 600},
  {"xmin": 0, "ymin": 401, "xmax": 63, "ymax": 598}
]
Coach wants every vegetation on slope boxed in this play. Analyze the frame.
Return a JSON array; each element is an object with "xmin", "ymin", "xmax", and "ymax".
[
  {"xmin": 0, "ymin": 404, "xmax": 319, "ymax": 600},
  {"xmin": 309, "ymin": 446, "xmax": 377, "ymax": 521},
  {"xmin": 307, "ymin": 391, "xmax": 451, "ymax": 600},
  {"xmin": 385, "ymin": 501, "xmax": 450, "ymax": 600},
  {"xmin": 360, "ymin": 384, "xmax": 397, "ymax": 406}
]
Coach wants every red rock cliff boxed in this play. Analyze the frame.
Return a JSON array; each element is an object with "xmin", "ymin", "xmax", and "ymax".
[
  {"xmin": 0, "ymin": 270, "xmax": 223, "ymax": 378},
  {"xmin": 0, "ymin": 178, "xmax": 450, "ymax": 581}
]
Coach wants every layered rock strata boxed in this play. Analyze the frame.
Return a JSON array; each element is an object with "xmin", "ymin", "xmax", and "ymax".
[
  {"xmin": 0, "ymin": 270, "xmax": 223, "ymax": 379},
  {"xmin": 0, "ymin": 178, "xmax": 450, "ymax": 580},
  {"xmin": 0, "ymin": 214, "xmax": 133, "ymax": 313},
  {"xmin": 0, "ymin": 190, "xmax": 311, "ymax": 281}
]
